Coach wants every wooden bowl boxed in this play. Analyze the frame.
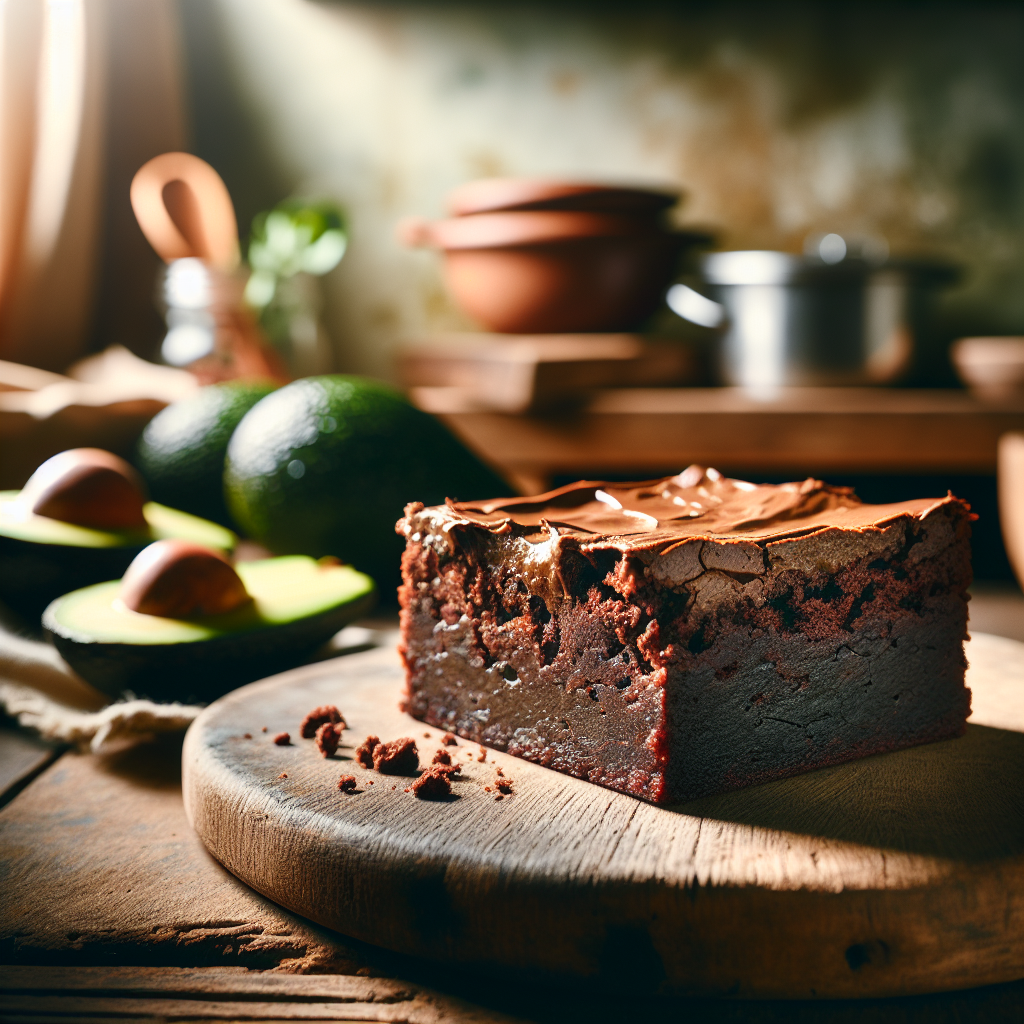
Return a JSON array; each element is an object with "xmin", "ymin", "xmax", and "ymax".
[{"xmin": 401, "ymin": 211, "xmax": 707, "ymax": 334}]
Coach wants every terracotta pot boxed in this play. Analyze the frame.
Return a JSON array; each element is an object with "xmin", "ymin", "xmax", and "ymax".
[
  {"xmin": 446, "ymin": 178, "xmax": 679, "ymax": 218},
  {"xmin": 401, "ymin": 210, "xmax": 708, "ymax": 334}
]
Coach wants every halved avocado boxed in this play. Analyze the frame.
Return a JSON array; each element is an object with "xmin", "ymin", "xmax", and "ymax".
[
  {"xmin": 0, "ymin": 493, "xmax": 236, "ymax": 618},
  {"xmin": 43, "ymin": 556, "xmax": 376, "ymax": 702}
]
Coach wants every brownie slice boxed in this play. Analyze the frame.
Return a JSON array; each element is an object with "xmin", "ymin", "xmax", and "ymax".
[{"xmin": 396, "ymin": 467, "xmax": 972, "ymax": 804}]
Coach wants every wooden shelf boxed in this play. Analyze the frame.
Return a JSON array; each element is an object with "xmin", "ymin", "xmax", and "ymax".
[{"xmin": 411, "ymin": 386, "xmax": 1024, "ymax": 492}]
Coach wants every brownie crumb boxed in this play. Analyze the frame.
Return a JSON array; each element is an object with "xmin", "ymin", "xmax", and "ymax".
[
  {"xmin": 412, "ymin": 764, "xmax": 454, "ymax": 800},
  {"xmin": 301, "ymin": 704, "xmax": 346, "ymax": 739},
  {"xmin": 484, "ymin": 786, "xmax": 492, "ymax": 792},
  {"xmin": 261, "ymin": 726, "xmax": 267, "ymax": 733},
  {"xmin": 315, "ymin": 721, "xmax": 342, "ymax": 758},
  {"xmin": 423, "ymin": 732, "xmax": 431, "ymax": 738},
  {"xmin": 373, "ymin": 738, "xmax": 419, "ymax": 775},
  {"xmin": 404, "ymin": 787, "xmax": 411, "ymax": 792},
  {"xmin": 338, "ymin": 775, "xmax": 357, "ymax": 793},
  {"xmin": 477, "ymin": 747, "xmax": 487, "ymax": 762},
  {"xmin": 355, "ymin": 735, "xmax": 381, "ymax": 768},
  {"xmin": 243, "ymin": 733, "xmax": 252, "ymax": 739},
  {"xmin": 273, "ymin": 732, "xmax": 291, "ymax": 746},
  {"xmin": 495, "ymin": 794, "xmax": 504, "ymax": 801},
  {"xmin": 432, "ymin": 749, "xmax": 453, "ymax": 765},
  {"xmin": 442, "ymin": 732, "xmax": 457, "ymax": 746},
  {"xmin": 496, "ymin": 777, "xmax": 513, "ymax": 794},
  {"xmin": 278, "ymin": 773, "xmax": 288, "ymax": 779}
]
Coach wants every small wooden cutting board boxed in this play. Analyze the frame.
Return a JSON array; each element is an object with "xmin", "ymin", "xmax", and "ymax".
[{"xmin": 183, "ymin": 633, "xmax": 1024, "ymax": 1000}]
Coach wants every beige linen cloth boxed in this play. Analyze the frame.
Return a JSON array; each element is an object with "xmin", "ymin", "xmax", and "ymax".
[
  {"xmin": 0, "ymin": 614, "xmax": 201, "ymax": 753},
  {"xmin": 0, "ymin": 612, "xmax": 390, "ymax": 753},
  {"xmin": 0, "ymin": 345, "xmax": 197, "ymax": 488}
]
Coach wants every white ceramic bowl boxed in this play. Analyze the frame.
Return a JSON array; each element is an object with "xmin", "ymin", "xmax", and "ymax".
[{"xmin": 951, "ymin": 336, "xmax": 1024, "ymax": 402}]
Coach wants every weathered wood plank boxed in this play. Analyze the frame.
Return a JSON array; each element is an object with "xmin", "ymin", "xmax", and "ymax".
[
  {"xmin": 0, "ymin": 964, "xmax": 410, "ymax": 999},
  {"xmin": 420, "ymin": 386, "xmax": 1024, "ymax": 477},
  {"xmin": 0, "ymin": 995, "xmax": 508, "ymax": 1023},
  {"xmin": 0, "ymin": 726, "xmax": 60, "ymax": 808}
]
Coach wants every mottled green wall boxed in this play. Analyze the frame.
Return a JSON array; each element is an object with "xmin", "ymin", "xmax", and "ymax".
[{"xmin": 179, "ymin": 0, "xmax": 1023, "ymax": 381}]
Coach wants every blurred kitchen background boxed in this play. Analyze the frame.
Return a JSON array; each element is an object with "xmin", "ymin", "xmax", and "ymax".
[{"xmin": 1, "ymin": 0, "xmax": 1022, "ymax": 611}]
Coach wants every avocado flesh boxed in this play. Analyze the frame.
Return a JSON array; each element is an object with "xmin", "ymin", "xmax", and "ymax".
[
  {"xmin": 44, "ymin": 556, "xmax": 376, "ymax": 702},
  {"xmin": 0, "ymin": 494, "xmax": 235, "ymax": 618}
]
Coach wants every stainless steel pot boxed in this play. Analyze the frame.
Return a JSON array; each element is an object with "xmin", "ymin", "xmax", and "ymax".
[{"xmin": 668, "ymin": 248, "xmax": 957, "ymax": 388}]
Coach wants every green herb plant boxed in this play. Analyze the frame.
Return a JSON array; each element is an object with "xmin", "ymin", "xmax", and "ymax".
[{"xmin": 243, "ymin": 200, "xmax": 347, "ymax": 374}]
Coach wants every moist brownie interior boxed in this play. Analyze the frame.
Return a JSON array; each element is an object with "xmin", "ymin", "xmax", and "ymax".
[{"xmin": 396, "ymin": 466, "xmax": 972, "ymax": 804}]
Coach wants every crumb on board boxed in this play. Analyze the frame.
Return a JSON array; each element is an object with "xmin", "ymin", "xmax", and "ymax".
[
  {"xmin": 355, "ymin": 735, "xmax": 381, "ymax": 768},
  {"xmin": 261, "ymin": 726, "xmax": 267, "ymax": 733},
  {"xmin": 315, "ymin": 721, "xmax": 342, "ymax": 758},
  {"xmin": 373, "ymin": 737, "xmax": 419, "ymax": 775},
  {"xmin": 412, "ymin": 764, "xmax": 454, "ymax": 800},
  {"xmin": 338, "ymin": 775, "xmax": 357, "ymax": 793},
  {"xmin": 484, "ymin": 786, "xmax": 492, "ymax": 792},
  {"xmin": 442, "ymin": 732, "xmax": 458, "ymax": 746},
  {"xmin": 432, "ymin": 749, "xmax": 452, "ymax": 765},
  {"xmin": 243, "ymin": 733, "xmax": 252, "ymax": 739},
  {"xmin": 495, "ymin": 794, "xmax": 504, "ymax": 801},
  {"xmin": 496, "ymin": 777, "xmax": 513, "ymax": 794},
  {"xmin": 301, "ymin": 704, "xmax": 345, "ymax": 739},
  {"xmin": 477, "ymin": 747, "xmax": 487, "ymax": 762},
  {"xmin": 423, "ymin": 732, "xmax": 431, "ymax": 738},
  {"xmin": 273, "ymin": 732, "xmax": 291, "ymax": 746},
  {"xmin": 278, "ymin": 773, "xmax": 288, "ymax": 779}
]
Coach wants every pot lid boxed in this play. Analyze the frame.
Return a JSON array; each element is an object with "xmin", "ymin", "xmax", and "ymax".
[
  {"xmin": 703, "ymin": 250, "xmax": 959, "ymax": 285},
  {"xmin": 447, "ymin": 178, "xmax": 680, "ymax": 217}
]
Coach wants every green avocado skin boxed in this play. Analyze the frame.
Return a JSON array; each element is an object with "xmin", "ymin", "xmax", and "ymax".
[
  {"xmin": 0, "ymin": 536, "xmax": 142, "ymax": 620},
  {"xmin": 224, "ymin": 376, "xmax": 510, "ymax": 588},
  {"xmin": 136, "ymin": 381, "xmax": 277, "ymax": 527},
  {"xmin": 44, "ymin": 589, "xmax": 376, "ymax": 703}
]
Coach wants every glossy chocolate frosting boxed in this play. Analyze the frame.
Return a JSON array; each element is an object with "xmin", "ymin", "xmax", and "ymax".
[{"xmin": 437, "ymin": 466, "xmax": 950, "ymax": 547}]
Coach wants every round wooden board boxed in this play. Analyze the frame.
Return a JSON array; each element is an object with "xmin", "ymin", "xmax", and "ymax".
[{"xmin": 183, "ymin": 632, "xmax": 1024, "ymax": 1000}]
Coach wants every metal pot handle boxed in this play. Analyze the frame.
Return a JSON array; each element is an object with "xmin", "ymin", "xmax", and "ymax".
[{"xmin": 667, "ymin": 283, "xmax": 725, "ymax": 329}]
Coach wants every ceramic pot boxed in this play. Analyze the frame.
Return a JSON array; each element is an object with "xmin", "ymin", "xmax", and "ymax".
[
  {"xmin": 402, "ymin": 210, "xmax": 708, "ymax": 334},
  {"xmin": 670, "ymin": 250, "xmax": 957, "ymax": 388}
]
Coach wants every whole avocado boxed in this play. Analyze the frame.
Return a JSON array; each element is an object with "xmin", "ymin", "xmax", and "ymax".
[
  {"xmin": 136, "ymin": 381, "xmax": 277, "ymax": 527},
  {"xmin": 224, "ymin": 376, "xmax": 510, "ymax": 586}
]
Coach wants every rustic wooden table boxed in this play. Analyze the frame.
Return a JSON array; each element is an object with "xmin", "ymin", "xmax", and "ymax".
[
  {"xmin": 2, "ymin": 602, "xmax": 1023, "ymax": 1023},
  {"xmin": 412, "ymin": 387, "xmax": 1024, "ymax": 494}
]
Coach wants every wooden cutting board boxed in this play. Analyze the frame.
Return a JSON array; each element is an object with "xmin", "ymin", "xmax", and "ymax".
[{"xmin": 183, "ymin": 632, "xmax": 1024, "ymax": 1000}]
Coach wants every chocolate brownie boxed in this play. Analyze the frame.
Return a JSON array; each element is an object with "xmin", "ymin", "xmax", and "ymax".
[{"xmin": 396, "ymin": 466, "xmax": 972, "ymax": 804}]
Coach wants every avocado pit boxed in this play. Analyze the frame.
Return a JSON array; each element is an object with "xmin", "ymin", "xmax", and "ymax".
[
  {"xmin": 120, "ymin": 539, "xmax": 251, "ymax": 618},
  {"xmin": 20, "ymin": 448, "xmax": 148, "ymax": 530}
]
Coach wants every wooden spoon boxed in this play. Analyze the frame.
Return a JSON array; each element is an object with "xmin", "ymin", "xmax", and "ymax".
[
  {"xmin": 130, "ymin": 152, "xmax": 240, "ymax": 271},
  {"xmin": 130, "ymin": 153, "xmax": 288, "ymax": 384}
]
